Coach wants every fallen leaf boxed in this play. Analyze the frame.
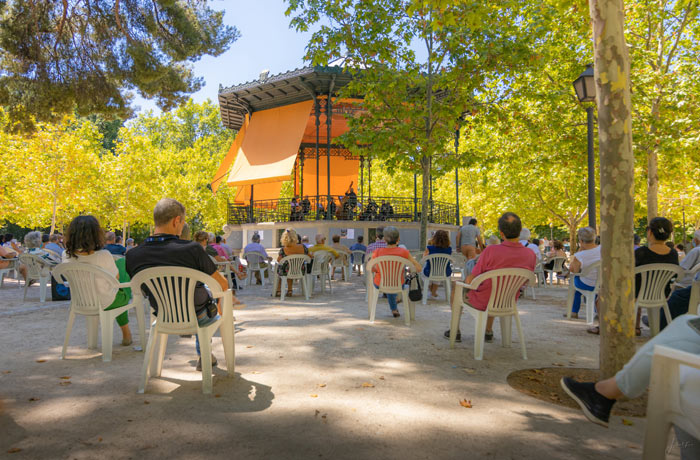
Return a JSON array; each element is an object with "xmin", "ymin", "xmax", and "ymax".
[
  {"xmin": 361, "ymin": 383, "xmax": 374, "ymax": 388},
  {"xmin": 98, "ymin": 437, "xmax": 103, "ymax": 442},
  {"xmin": 568, "ymin": 360, "xmax": 576, "ymax": 364},
  {"xmin": 214, "ymin": 394, "xmax": 222, "ymax": 398},
  {"xmin": 310, "ymin": 394, "xmax": 318, "ymax": 398},
  {"xmin": 622, "ymin": 419, "xmax": 634, "ymax": 426},
  {"xmin": 356, "ymin": 327, "xmax": 364, "ymax": 331},
  {"xmin": 532, "ymin": 369, "xmax": 544, "ymax": 375},
  {"xmin": 379, "ymin": 376, "xmax": 385, "ymax": 380},
  {"xmin": 246, "ymin": 345, "xmax": 253, "ymax": 349},
  {"xmin": 318, "ymin": 383, "xmax": 327, "ymax": 388},
  {"xmin": 463, "ymin": 368, "xmax": 476, "ymax": 374},
  {"xmin": 627, "ymin": 444, "xmax": 639, "ymax": 449},
  {"xmin": 28, "ymin": 397, "xmax": 40, "ymax": 402},
  {"xmin": 59, "ymin": 381, "xmax": 71, "ymax": 386},
  {"xmin": 315, "ymin": 410, "xmax": 320, "ymax": 417},
  {"xmin": 143, "ymin": 401, "xmax": 150, "ymax": 405},
  {"xmin": 7, "ymin": 448, "xmax": 21, "ymax": 453},
  {"xmin": 127, "ymin": 419, "xmax": 133, "ymax": 422},
  {"xmin": 459, "ymin": 399, "xmax": 473, "ymax": 408},
  {"xmin": 552, "ymin": 363, "xmax": 564, "ymax": 367},
  {"xmin": 2, "ymin": 370, "xmax": 11, "ymax": 374},
  {"xmin": 251, "ymin": 371, "xmax": 261, "ymax": 374},
  {"xmin": 556, "ymin": 352, "xmax": 564, "ymax": 356},
  {"xmin": 60, "ymin": 376, "xmax": 71, "ymax": 380},
  {"xmin": 279, "ymin": 356, "xmax": 283, "ymax": 359},
  {"xmin": 35, "ymin": 359, "xmax": 46, "ymax": 363}
]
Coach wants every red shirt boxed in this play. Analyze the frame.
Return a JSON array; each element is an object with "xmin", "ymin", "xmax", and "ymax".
[
  {"xmin": 467, "ymin": 240, "xmax": 536, "ymax": 311},
  {"xmin": 372, "ymin": 246, "xmax": 411, "ymax": 286}
]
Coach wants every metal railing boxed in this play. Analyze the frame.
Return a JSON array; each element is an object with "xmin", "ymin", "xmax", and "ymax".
[{"xmin": 228, "ymin": 196, "xmax": 456, "ymax": 225}]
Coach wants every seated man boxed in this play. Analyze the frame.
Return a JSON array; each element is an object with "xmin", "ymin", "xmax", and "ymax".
[
  {"xmin": 45, "ymin": 234, "xmax": 65, "ymax": 256},
  {"xmin": 350, "ymin": 236, "xmax": 367, "ymax": 275},
  {"xmin": 104, "ymin": 232, "xmax": 126, "ymax": 256},
  {"xmin": 676, "ymin": 230, "xmax": 700, "ymax": 289},
  {"xmin": 309, "ymin": 234, "xmax": 339, "ymax": 260},
  {"xmin": 567, "ymin": 227, "xmax": 601, "ymax": 319},
  {"xmin": 445, "ymin": 212, "xmax": 536, "ymax": 343},
  {"xmin": 561, "ymin": 314, "xmax": 700, "ymax": 457},
  {"xmin": 519, "ymin": 228, "xmax": 542, "ymax": 261},
  {"xmin": 330, "ymin": 234, "xmax": 352, "ymax": 280},
  {"xmin": 243, "ymin": 233, "xmax": 272, "ymax": 284},
  {"xmin": 126, "ymin": 198, "xmax": 240, "ymax": 371},
  {"xmin": 366, "ymin": 227, "xmax": 387, "ymax": 256}
]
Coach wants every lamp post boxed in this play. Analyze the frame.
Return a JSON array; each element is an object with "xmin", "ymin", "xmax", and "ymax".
[{"xmin": 573, "ymin": 63, "xmax": 597, "ymax": 230}]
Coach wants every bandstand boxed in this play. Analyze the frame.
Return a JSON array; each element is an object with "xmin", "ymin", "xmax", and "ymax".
[{"xmin": 213, "ymin": 66, "xmax": 461, "ymax": 250}]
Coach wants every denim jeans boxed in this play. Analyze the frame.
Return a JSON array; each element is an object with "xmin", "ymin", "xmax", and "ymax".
[
  {"xmin": 660, "ymin": 286, "xmax": 692, "ymax": 331},
  {"xmin": 615, "ymin": 314, "xmax": 700, "ymax": 398},
  {"xmin": 375, "ymin": 284, "xmax": 399, "ymax": 311},
  {"xmin": 572, "ymin": 276, "xmax": 595, "ymax": 314},
  {"xmin": 194, "ymin": 313, "xmax": 220, "ymax": 356}
]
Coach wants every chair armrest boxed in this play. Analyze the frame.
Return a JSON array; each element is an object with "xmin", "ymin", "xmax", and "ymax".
[
  {"xmin": 653, "ymin": 345, "xmax": 700, "ymax": 370},
  {"xmin": 117, "ymin": 282, "xmax": 132, "ymax": 289},
  {"xmin": 455, "ymin": 280, "xmax": 477, "ymax": 291}
]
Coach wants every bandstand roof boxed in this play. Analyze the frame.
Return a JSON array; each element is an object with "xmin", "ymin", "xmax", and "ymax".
[{"xmin": 218, "ymin": 65, "xmax": 354, "ymax": 131}]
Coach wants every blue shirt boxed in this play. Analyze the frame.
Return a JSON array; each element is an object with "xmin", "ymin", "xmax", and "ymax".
[
  {"xmin": 350, "ymin": 243, "xmax": 366, "ymax": 252},
  {"xmin": 244, "ymin": 242, "xmax": 269, "ymax": 259},
  {"xmin": 105, "ymin": 244, "xmax": 126, "ymax": 256},
  {"xmin": 423, "ymin": 245, "xmax": 452, "ymax": 277},
  {"xmin": 44, "ymin": 242, "xmax": 64, "ymax": 255}
]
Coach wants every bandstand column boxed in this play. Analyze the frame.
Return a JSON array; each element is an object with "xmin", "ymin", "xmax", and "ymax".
[
  {"xmin": 368, "ymin": 154, "xmax": 372, "ymax": 199},
  {"xmin": 300, "ymin": 150, "xmax": 305, "ymax": 198},
  {"xmin": 326, "ymin": 95, "xmax": 332, "ymax": 220},
  {"xmin": 315, "ymin": 97, "xmax": 320, "ymax": 219},
  {"xmin": 249, "ymin": 184, "xmax": 254, "ymax": 223}
]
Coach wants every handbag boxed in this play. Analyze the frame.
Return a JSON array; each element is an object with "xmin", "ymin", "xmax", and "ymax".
[{"xmin": 406, "ymin": 273, "xmax": 422, "ymax": 302}]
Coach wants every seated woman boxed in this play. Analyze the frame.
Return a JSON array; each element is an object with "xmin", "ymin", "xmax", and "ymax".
[
  {"xmin": 194, "ymin": 231, "xmax": 245, "ymax": 286},
  {"xmin": 371, "ymin": 226, "xmax": 422, "ymax": 317},
  {"xmin": 543, "ymin": 240, "xmax": 568, "ymax": 282},
  {"xmin": 422, "ymin": 229, "xmax": 452, "ymax": 298},
  {"xmin": 634, "ymin": 217, "xmax": 679, "ymax": 333},
  {"xmin": 276, "ymin": 228, "xmax": 310, "ymax": 297},
  {"xmin": 3, "ymin": 233, "xmax": 23, "ymax": 254},
  {"xmin": 62, "ymin": 216, "xmax": 133, "ymax": 345},
  {"xmin": 568, "ymin": 227, "xmax": 600, "ymax": 320},
  {"xmin": 22, "ymin": 231, "xmax": 61, "ymax": 283}
]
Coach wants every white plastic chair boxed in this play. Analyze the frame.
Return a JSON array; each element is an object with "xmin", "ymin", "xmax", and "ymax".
[
  {"xmin": 19, "ymin": 253, "xmax": 52, "ymax": 302},
  {"xmin": 131, "ymin": 266, "xmax": 235, "ymax": 394},
  {"xmin": 673, "ymin": 263, "xmax": 700, "ymax": 291},
  {"xmin": 351, "ymin": 250, "xmax": 366, "ymax": 275},
  {"xmin": 112, "ymin": 254, "xmax": 125, "ymax": 261},
  {"xmin": 272, "ymin": 254, "xmax": 311, "ymax": 301},
  {"xmin": 635, "ymin": 264, "xmax": 685, "ymax": 336},
  {"xmin": 643, "ymin": 345, "xmax": 700, "ymax": 459},
  {"xmin": 533, "ymin": 260, "xmax": 546, "ymax": 287},
  {"xmin": 450, "ymin": 268, "xmax": 536, "ymax": 360},
  {"xmin": 52, "ymin": 262, "xmax": 146, "ymax": 362},
  {"xmin": 331, "ymin": 252, "xmax": 351, "ymax": 281},
  {"xmin": 307, "ymin": 250, "xmax": 333, "ymax": 295},
  {"xmin": 209, "ymin": 255, "xmax": 237, "ymax": 291},
  {"xmin": 544, "ymin": 257, "xmax": 567, "ymax": 286},
  {"xmin": 244, "ymin": 251, "xmax": 269, "ymax": 286},
  {"xmin": 0, "ymin": 257, "xmax": 20, "ymax": 288},
  {"xmin": 690, "ymin": 278, "xmax": 700, "ymax": 315},
  {"xmin": 420, "ymin": 254, "xmax": 453, "ymax": 305},
  {"xmin": 365, "ymin": 256, "xmax": 414, "ymax": 326},
  {"xmin": 566, "ymin": 260, "xmax": 601, "ymax": 324}
]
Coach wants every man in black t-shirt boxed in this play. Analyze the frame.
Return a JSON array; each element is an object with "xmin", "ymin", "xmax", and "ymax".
[{"xmin": 126, "ymin": 198, "xmax": 234, "ymax": 370}]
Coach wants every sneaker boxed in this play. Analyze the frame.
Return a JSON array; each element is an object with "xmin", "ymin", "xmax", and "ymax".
[
  {"xmin": 641, "ymin": 315, "xmax": 649, "ymax": 327},
  {"xmin": 484, "ymin": 331, "xmax": 494, "ymax": 343},
  {"xmin": 560, "ymin": 377, "xmax": 615, "ymax": 427},
  {"xmin": 444, "ymin": 329, "xmax": 461, "ymax": 342},
  {"xmin": 392, "ymin": 310, "xmax": 400, "ymax": 318},
  {"xmin": 196, "ymin": 354, "xmax": 218, "ymax": 371}
]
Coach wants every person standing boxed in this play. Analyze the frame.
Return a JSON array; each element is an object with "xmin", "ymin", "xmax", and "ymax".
[{"xmin": 457, "ymin": 218, "xmax": 484, "ymax": 260}]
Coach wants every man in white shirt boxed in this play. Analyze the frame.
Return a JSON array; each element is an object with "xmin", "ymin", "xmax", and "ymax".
[
  {"xmin": 567, "ymin": 227, "xmax": 601, "ymax": 319},
  {"xmin": 676, "ymin": 230, "xmax": 700, "ymax": 288},
  {"xmin": 519, "ymin": 228, "xmax": 541, "ymax": 261}
]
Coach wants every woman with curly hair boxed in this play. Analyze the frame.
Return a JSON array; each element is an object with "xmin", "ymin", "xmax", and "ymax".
[
  {"xmin": 62, "ymin": 215, "xmax": 133, "ymax": 346},
  {"xmin": 422, "ymin": 229, "xmax": 453, "ymax": 299}
]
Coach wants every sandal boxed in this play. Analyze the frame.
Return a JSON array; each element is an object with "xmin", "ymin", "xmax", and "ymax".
[
  {"xmin": 392, "ymin": 310, "xmax": 400, "ymax": 318},
  {"xmin": 286, "ymin": 290, "xmax": 293, "ymax": 297}
]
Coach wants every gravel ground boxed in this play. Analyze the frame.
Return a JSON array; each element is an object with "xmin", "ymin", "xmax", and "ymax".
[{"xmin": 0, "ymin": 274, "xmax": 680, "ymax": 459}]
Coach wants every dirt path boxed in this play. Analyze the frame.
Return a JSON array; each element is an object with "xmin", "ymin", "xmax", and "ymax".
[{"xmin": 0, "ymin": 276, "xmax": 678, "ymax": 459}]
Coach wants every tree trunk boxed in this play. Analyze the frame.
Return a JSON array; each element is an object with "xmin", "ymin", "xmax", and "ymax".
[
  {"xmin": 50, "ymin": 192, "xmax": 58, "ymax": 235},
  {"xmin": 568, "ymin": 222, "xmax": 577, "ymax": 254},
  {"xmin": 645, "ymin": 101, "xmax": 660, "ymax": 222},
  {"xmin": 588, "ymin": 0, "xmax": 636, "ymax": 378},
  {"xmin": 420, "ymin": 154, "xmax": 430, "ymax": 250}
]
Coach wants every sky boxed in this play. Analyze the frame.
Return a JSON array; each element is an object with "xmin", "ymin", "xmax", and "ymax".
[{"xmin": 133, "ymin": 0, "xmax": 317, "ymax": 114}]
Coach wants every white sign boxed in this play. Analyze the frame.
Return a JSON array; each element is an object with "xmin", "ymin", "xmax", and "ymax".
[{"xmin": 346, "ymin": 229, "xmax": 355, "ymax": 239}]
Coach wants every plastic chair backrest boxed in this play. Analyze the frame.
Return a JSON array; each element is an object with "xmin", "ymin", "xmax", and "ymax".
[
  {"xmin": 366, "ymin": 256, "xmax": 411, "ymax": 293},
  {"xmin": 52, "ymin": 262, "xmax": 120, "ymax": 315},
  {"xmin": 550, "ymin": 257, "xmax": 567, "ymax": 272},
  {"xmin": 580, "ymin": 260, "xmax": 602, "ymax": 291},
  {"xmin": 245, "ymin": 251, "xmax": 265, "ymax": 270},
  {"xmin": 422, "ymin": 254, "xmax": 452, "ymax": 280},
  {"xmin": 279, "ymin": 254, "xmax": 310, "ymax": 279},
  {"xmin": 469, "ymin": 268, "xmax": 536, "ymax": 314},
  {"xmin": 19, "ymin": 253, "xmax": 49, "ymax": 278},
  {"xmin": 351, "ymin": 250, "xmax": 365, "ymax": 265},
  {"xmin": 451, "ymin": 253, "xmax": 467, "ymax": 269},
  {"xmin": 309, "ymin": 251, "xmax": 331, "ymax": 275},
  {"xmin": 112, "ymin": 254, "xmax": 125, "ymax": 261},
  {"xmin": 635, "ymin": 264, "xmax": 685, "ymax": 308},
  {"xmin": 129, "ymin": 266, "xmax": 224, "ymax": 334}
]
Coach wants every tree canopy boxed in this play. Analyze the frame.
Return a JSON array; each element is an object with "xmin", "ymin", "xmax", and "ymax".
[{"xmin": 0, "ymin": 0, "xmax": 239, "ymax": 130}]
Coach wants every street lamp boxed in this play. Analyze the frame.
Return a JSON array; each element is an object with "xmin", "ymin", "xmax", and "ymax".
[{"xmin": 573, "ymin": 63, "xmax": 597, "ymax": 230}]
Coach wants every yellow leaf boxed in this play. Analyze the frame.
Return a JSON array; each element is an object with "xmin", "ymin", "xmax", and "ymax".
[
  {"xmin": 361, "ymin": 383, "xmax": 374, "ymax": 388},
  {"xmin": 459, "ymin": 399, "xmax": 473, "ymax": 408},
  {"xmin": 622, "ymin": 419, "xmax": 634, "ymax": 426},
  {"xmin": 310, "ymin": 394, "xmax": 318, "ymax": 398}
]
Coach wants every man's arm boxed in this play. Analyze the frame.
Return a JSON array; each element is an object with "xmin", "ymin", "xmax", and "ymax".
[
  {"xmin": 456, "ymin": 230, "xmax": 461, "ymax": 249},
  {"xmin": 569, "ymin": 256, "xmax": 582, "ymax": 274},
  {"xmin": 680, "ymin": 247, "xmax": 700, "ymax": 271}
]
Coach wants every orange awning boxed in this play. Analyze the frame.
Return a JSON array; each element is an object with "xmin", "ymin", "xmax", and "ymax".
[
  {"xmin": 226, "ymin": 101, "xmax": 314, "ymax": 187},
  {"xmin": 211, "ymin": 114, "xmax": 249, "ymax": 193},
  {"xmin": 233, "ymin": 181, "xmax": 284, "ymax": 204}
]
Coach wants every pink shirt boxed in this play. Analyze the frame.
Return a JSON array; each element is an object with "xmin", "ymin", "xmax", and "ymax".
[
  {"xmin": 210, "ymin": 243, "xmax": 228, "ymax": 259},
  {"xmin": 467, "ymin": 240, "xmax": 536, "ymax": 311}
]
